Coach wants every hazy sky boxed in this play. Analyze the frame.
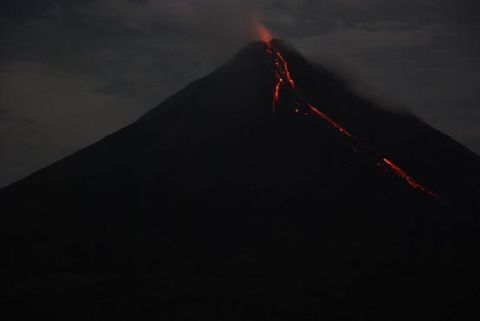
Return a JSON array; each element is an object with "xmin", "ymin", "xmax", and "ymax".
[{"xmin": 1, "ymin": 0, "xmax": 479, "ymax": 187}]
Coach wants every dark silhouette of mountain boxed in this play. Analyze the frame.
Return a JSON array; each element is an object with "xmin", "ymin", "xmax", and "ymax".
[{"xmin": 2, "ymin": 40, "xmax": 480, "ymax": 320}]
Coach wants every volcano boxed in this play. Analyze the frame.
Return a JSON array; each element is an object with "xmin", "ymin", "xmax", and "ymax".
[{"xmin": 2, "ymin": 40, "xmax": 480, "ymax": 320}]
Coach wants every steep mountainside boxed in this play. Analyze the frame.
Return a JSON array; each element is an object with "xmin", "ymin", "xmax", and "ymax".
[{"xmin": 2, "ymin": 40, "xmax": 480, "ymax": 320}]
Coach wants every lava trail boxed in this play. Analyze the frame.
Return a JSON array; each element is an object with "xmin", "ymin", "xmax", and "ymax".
[{"xmin": 262, "ymin": 38, "xmax": 439, "ymax": 200}]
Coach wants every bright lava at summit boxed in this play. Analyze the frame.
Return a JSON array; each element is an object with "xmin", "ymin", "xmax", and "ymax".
[{"xmin": 257, "ymin": 23, "xmax": 439, "ymax": 200}]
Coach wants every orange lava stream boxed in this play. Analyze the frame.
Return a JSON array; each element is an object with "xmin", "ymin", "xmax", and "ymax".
[
  {"xmin": 308, "ymin": 104, "xmax": 353, "ymax": 138},
  {"xmin": 262, "ymin": 38, "xmax": 439, "ymax": 199},
  {"xmin": 275, "ymin": 52, "xmax": 296, "ymax": 87},
  {"xmin": 273, "ymin": 75, "xmax": 283, "ymax": 110},
  {"xmin": 382, "ymin": 158, "xmax": 438, "ymax": 198}
]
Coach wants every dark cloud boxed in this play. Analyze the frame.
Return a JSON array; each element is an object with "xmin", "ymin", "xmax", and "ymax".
[
  {"xmin": 1, "ymin": 0, "xmax": 479, "ymax": 187},
  {"xmin": 0, "ymin": 109, "xmax": 14, "ymax": 122}
]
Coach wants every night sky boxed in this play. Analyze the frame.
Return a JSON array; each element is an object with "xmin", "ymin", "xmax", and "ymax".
[{"xmin": 1, "ymin": 0, "xmax": 479, "ymax": 188}]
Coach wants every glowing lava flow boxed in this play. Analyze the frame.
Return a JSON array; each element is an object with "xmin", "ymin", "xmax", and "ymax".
[
  {"xmin": 275, "ymin": 52, "xmax": 295, "ymax": 87},
  {"xmin": 262, "ymin": 36, "xmax": 439, "ymax": 199},
  {"xmin": 382, "ymin": 158, "xmax": 438, "ymax": 198},
  {"xmin": 273, "ymin": 76, "xmax": 283, "ymax": 110},
  {"xmin": 308, "ymin": 104, "xmax": 353, "ymax": 138}
]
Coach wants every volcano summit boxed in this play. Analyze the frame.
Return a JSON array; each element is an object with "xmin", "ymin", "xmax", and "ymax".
[{"xmin": 2, "ymin": 40, "xmax": 480, "ymax": 320}]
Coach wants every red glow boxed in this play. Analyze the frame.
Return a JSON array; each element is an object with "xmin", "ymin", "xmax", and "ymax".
[
  {"xmin": 382, "ymin": 158, "xmax": 438, "ymax": 198},
  {"xmin": 308, "ymin": 104, "xmax": 353, "ymax": 138},
  {"xmin": 262, "ymin": 40, "xmax": 440, "ymax": 200},
  {"xmin": 256, "ymin": 21, "xmax": 272, "ymax": 43},
  {"xmin": 275, "ymin": 52, "xmax": 296, "ymax": 87},
  {"xmin": 273, "ymin": 75, "xmax": 283, "ymax": 110}
]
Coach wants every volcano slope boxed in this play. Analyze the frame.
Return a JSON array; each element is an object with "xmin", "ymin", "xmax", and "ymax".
[{"xmin": 2, "ymin": 40, "xmax": 480, "ymax": 320}]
